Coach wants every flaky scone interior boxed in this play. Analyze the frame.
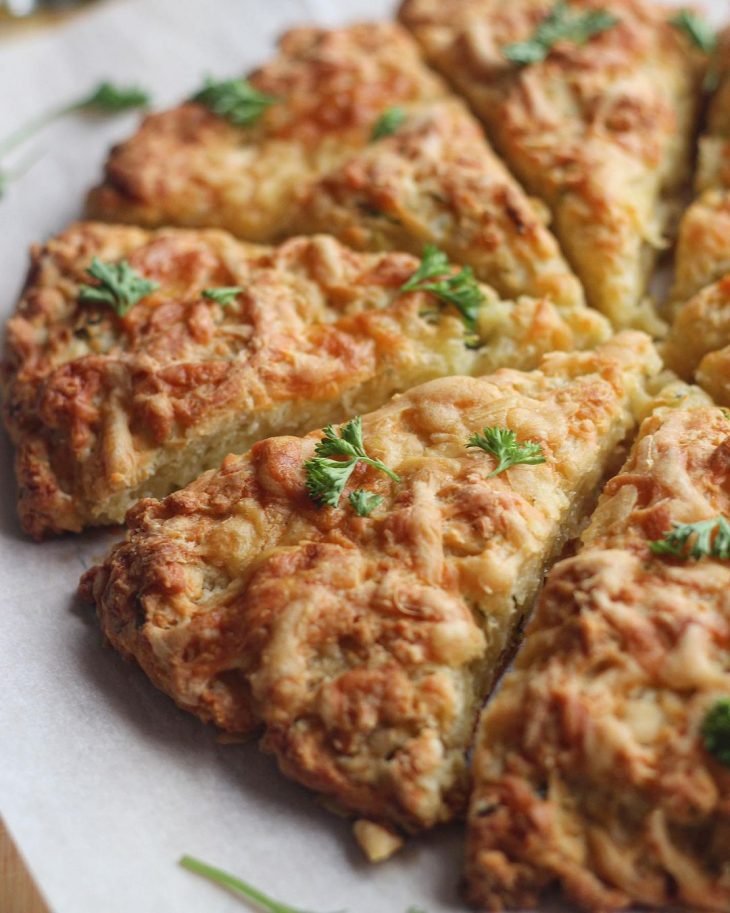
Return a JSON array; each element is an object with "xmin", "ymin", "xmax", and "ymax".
[{"xmin": 81, "ymin": 333, "xmax": 659, "ymax": 852}]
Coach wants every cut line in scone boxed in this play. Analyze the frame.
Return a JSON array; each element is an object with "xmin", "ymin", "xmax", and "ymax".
[
  {"xmin": 398, "ymin": 0, "xmax": 707, "ymax": 330},
  {"xmin": 672, "ymin": 26, "xmax": 730, "ymax": 306},
  {"xmin": 1, "ymin": 222, "xmax": 608, "ymax": 540},
  {"xmin": 465, "ymin": 384, "xmax": 730, "ymax": 912},
  {"xmin": 85, "ymin": 21, "xmax": 585, "ymax": 310},
  {"xmin": 79, "ymin": 333, "xmax": 660, "ymax": 859}
]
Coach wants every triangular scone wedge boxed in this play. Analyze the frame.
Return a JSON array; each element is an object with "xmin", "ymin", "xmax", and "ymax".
[
  {"xmin": 289, "ymin": 98, "xmax": 585, "ymax": 309},
  {"xmin": 87, "ymin": 23, "xmax": 448, "ymax": 243},
  {"xmin": 663, "ymin": 276, "xmax": 730, "ymax": 405},
  {"xmin": 85, "ymin": 23, "xmax": 585, "ymax": 309},
  {"xmin": 466, "ymin": 385, "xmax": 730, "ymax": 912},
  {"xmin": 672, "ymin": 28, "xmax": 730, "ymax": 304},
  {"xmin": 399, "ymin": 0, "xmax": 706, "ymax": 329},
  {"xmin": 1, "ymin": 223, "xmax": 609, "ymax": 540},
  {"xmin": 80, "ymin": 333, "xmax": 659, "ymax": 850}
]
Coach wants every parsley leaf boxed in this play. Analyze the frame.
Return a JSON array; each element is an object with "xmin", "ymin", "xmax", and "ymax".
[
  {"xmin": 179, "ymin": 856, "xmax": 337, "ymax": 913},
  {"xmin": 649, "ymin": 516, "xmax": 730, "ymax": 560},
  {"xmin": 78, "ymin": 257, "xmax": 159, "ymax": 316},
  {"xmin": 702, "ymin": 699, "xmax": 730, "ymax": 768},
  {"xmin": 504, "ymin": 1, "xmax": 618, "ymax": 65},
  {"xmin": 75, "ymin": 81, "xmax": 151, "ymax": 113},
  {"xmin": 349, "ymin": 490, "xmax": 383, "ymax": 517},
  {"xmin": 304, "ymin": 417, "xmax": 400, "ymax": 508},
  {"xmin": 192, "ymin": 76, "xmax": 278, "ymax": 126},
  {"xmin": 371, "ymin": 107, "xmax": 407, "ymax": 141},
  {"xmin": 401, "ymin": 245, "xmax": 484, "ymax": 346},
  {"xmin": 466, "ymin": 426, "xmax": 546, "ymax": 477},
  {"xmin": 671, "ymin": 9, "xmax": 717, "ymax": 53},
  {"xmin": 202, "ymin": 286, "xmax": 244, "ymax": 306}
]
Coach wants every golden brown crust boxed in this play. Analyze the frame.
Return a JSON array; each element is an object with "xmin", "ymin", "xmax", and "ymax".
[
  {"xmin": 465, "ymin": 396, "xmax": 730, "ymax": 911},
  {"xmin": 399, "ymin": 0, "xmax": 705, "ymax": 328},
  {"xmin": 80, "ymin": 334, "xmax": 659, "ymax": 834},
  {"xmin": 85, "ymin": 22, "xmax": 586, "ymax": 310},
  {"xmin": 1, "ymin": 222, "xmax": 608, "ymax": 540},
  {"xmin": 87, "ymin": 23, "xmax": 448, "ymax": 242}
]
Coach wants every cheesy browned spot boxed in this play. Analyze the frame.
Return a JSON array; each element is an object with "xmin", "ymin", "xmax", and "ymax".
[
  {"xmin": 0, "ymin": 223, "xmax": 608, "ymax": 540},
  {"xmin": 399, "ymin": 0, "xmax": 706, "ymax": 329},
  {"xmin": 80, "ymin": 334, "xmax": 660, "ymax": 837},
  {"xmin": 86, "ymin": 23, "xmax": 584, "ymax": 309},
  {"xmin": 465, "ymin": 391, "xmax": 730, "ymax": 912}
]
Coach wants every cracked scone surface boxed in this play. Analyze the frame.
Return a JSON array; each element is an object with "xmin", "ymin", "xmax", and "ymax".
[
  {"xmin": 1, "ymin": 222, "xmax": 608, "ymax": 539},
  {"xmin": 86, "ymin": 22, "xmax": 584, "ymax": 309},
  {"xmin": 399, "ymin": 0, "xmax": 705, "ymax": 328},
  {"xmin": 465, "ymin": 391, "xmax": 730, "ymax": 912},
  {"xmin": 81, "ymin": 334, "xmax": 659, "ymax": 835}
]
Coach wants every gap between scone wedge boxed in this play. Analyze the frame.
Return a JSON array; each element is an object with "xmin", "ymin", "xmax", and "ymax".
[
  {"xmin": 1, "ymin": 223, "xmax": 608, "ymax": 539},
  {"xmin": 465, "ymin": 383, "xmax": 730, "ymax": 912},
  {"xmin": 80, "ymin": 332, "xmax": 659, "ymax": 859}
]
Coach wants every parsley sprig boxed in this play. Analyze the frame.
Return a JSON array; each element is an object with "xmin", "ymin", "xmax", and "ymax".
[
  {"xmin": 371, "ymin": 107, "xmax": 407, "ymax": 141},
  {"xmin": 671, "ymin": 9, "xmax": 717, "ymax": 53},
  {"xmin": 401, "ymin": 245, "xmax": 484, "ymax": 346},
  {"xmin": 304, "ymin": 417, "xmax": 400, "ymax": 510},
  {"xmin": 467, "ymin": 426, "xmax": 546, "ymax": 477},
  {"xmin": 202, "ymin": 286, "xmax": 244, "ymax": 306},
  {"xmin": 79, "ymin": 257, "xmax": 159, "ymax": 316},
  {"xmin": 702, "ymin": 699, "xmax": 730, "ymax": 768},
  {"xmin": 348, "ymin": 490, "xmax": 384, "ymax": 517},
  {"xmin": 649, "ymin": 516, "xmax": 730, "ymax": 561},
  {"xmin": 0, "ymin": 80, "xmax": 150, "ymax": 199},
  {"xmin": 192, "ymin": 76, "xmax": 278, "ymax": 126},
  {"xmin": 504, "ymin": 1, "xmax": 618, "ymax": 65}
]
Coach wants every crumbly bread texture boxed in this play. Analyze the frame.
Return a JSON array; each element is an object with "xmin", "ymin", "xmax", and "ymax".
[
  {"xmin": 80, "ymin": 333, "xmax": 659, "ymax": 838},
  {"xmin": 86, "ymin": 22, "xmax": 584, "ymax": 308},
  {"xmin": 465, "ymin": 388, "xmax": 730, "ymax": 912},
  {"xmin": 673, "ymin": 27, "xmax": 730, "ymax": 304},
  {"xmin": 663, "ymin": 274, "xmax": 730, "ymax": 406},
  {"xmin": 1, "ymin": 222, "xmax": 608, "ymax": 539},
  {"xmin": 399, "ymin": 0, "xmax": 705, "ymax": 329}
]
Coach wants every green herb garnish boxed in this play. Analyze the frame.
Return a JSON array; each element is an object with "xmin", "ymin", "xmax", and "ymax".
[
  {"xmin": 371, "ymin": 107, "xmax": 407, "ymax": 141},
  {"xmin": 304, "ymin": 417, "xmax": 400, "ymax": 509},
  {"xmin": 0, "ymin": 80, "xmax": 150, "ymax": 160},
  {"xmin": 401, "ymin": 245, "xmax": 484, "ymax": 346},
  {"xmin": 504, "ymin": 1, "xmax": 618, "ymax": 65},
  {"xmin": 649, "ymin": 516, "xmax": 730, "ymax": 560},
  {"xmin": 192, "ymin": 76, "xmax": 278, "ymax": 126},
  {"xmin": 78, "ymin": 257, "xmax": 159, "ymax": 316},
  {"xmin": 179, "ymin": 856, "xmax": 336, "ymax": 913},
  {"xmin": 671, "ymin": 9, "xmax": 717, "ymax": 53},
  {"xmin": 466, "ymin": 426, "xmax": 546, "ymax": 477},
  {"xmin": 702, "ymin": 699, "xmax": 730, "ymax": 768},
  {"xmin": 348, "ymin": 490, "xmax": 383, "ymax": 517},
  {"xmin": 202, "ymin": 286, "xmax": 244, "ymax": 306}
]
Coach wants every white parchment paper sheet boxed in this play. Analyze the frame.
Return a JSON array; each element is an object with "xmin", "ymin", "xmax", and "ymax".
[{"xmin": 0, "ymin": 1, "xmax": 725, "ymax": 911}]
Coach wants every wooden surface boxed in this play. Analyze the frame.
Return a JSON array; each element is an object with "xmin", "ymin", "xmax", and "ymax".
[{"xmin": 0, "ymin": 818, "xmax": 50, "ymax": 913}]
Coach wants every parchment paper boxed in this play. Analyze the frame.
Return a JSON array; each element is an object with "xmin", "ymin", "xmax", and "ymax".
[{"xmin": 0, "ymin": 1, "xmax": 724, "ymax": 911}]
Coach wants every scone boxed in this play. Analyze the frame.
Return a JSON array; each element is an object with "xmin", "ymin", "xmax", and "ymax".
[
  {"xmin": 399, "ymin": 0, "xmax": 706, "ymax": 328},
  {"xmin": 86, "ymin": 22, "xmax": 584, "ymax": 307},
  {"xmin": 465, "ymin": 387, "xmax": 730, "ymax": 912},
  {"xmin": 673, "ymin": 27, "xmax": 730, "ymax": 304},
  {"xmin": 1, "ymin": 223, "xmax": 608, "ymax": 539},
  {"xmin": 80, "ymin": 333, "xmax": 660, "ymax": 850}
]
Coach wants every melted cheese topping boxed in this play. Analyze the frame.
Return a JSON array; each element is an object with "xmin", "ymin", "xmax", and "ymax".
[
  {"xmin": 466, "ymin": 395, "xmax": 730, "ymax": 912},
  {"xmin": 81, "ymin": 334, "xmax": 659, "ymax": 834}
]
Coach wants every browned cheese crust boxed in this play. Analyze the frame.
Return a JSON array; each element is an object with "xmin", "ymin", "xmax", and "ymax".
[
  {"xmin": 85, "ymin": 22, "xmax": 584, "ymax": 308},
  {"xmin": 80, "ymin": 334, "xmax": 659, "ymax": 836},
  {"xmin": 673, "ymin": 27, "xmax": 730, "ymax": 304},
  {"xmin": 1, "ymin": 222, "xmax": 608, "ymax": 540},
  {"xmin": 399, "ymin": 0, "xmax": 706, "ymax": 329},
  {"xmin": 465, "ymin": 392, "xmax": 730, "ymax": 911}
]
